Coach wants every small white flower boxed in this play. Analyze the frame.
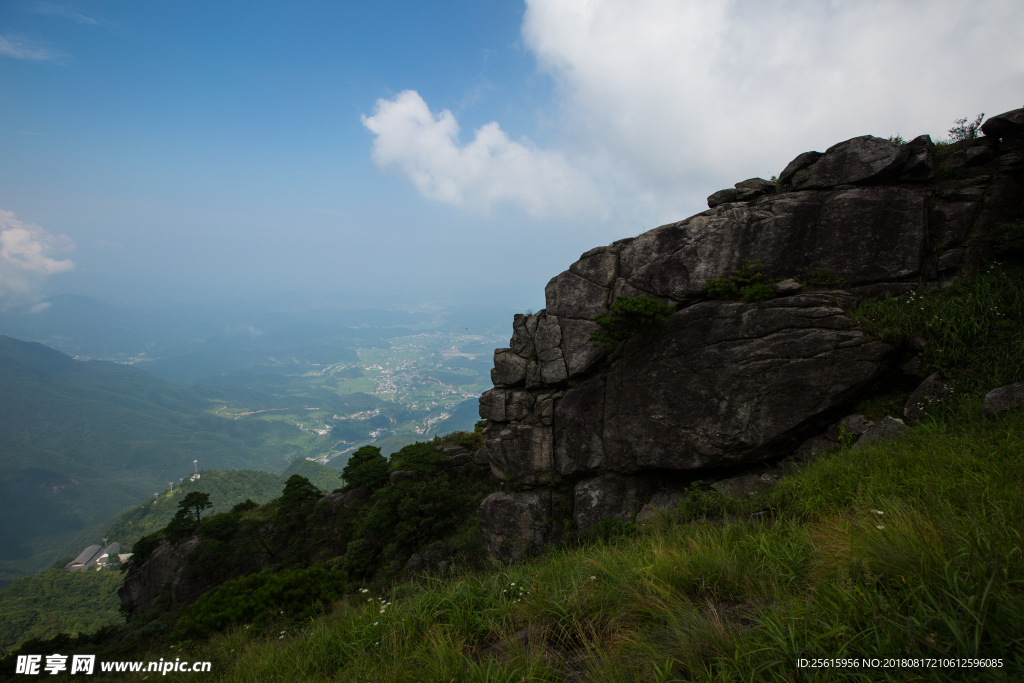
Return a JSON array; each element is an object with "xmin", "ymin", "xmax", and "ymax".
[
  {"xmin": 877, "ymin": 525, "xmax": 885, "ymax": 530},
  {"xmin": 379, "ymin": 608, "xmax": 385, "ymax": 614},
  {"xmin": 590, "ymin": 576, "xmax": 596, "ymax": 580},
  {"xmin": 510, "ymin": 582, "xmax": 515, "ymax": 586},
  {"xmin": 373, "ymin": 622, "xmax": 378, "ymax": 626},
  {"xmin": 875, "ymin": 510, "xmax": 884, "ymax": 515}
]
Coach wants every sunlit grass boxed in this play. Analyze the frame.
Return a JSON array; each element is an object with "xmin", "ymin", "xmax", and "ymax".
[{"xmin": 143, "ymin": 398, "xmax": 1023, "ymax": 682}]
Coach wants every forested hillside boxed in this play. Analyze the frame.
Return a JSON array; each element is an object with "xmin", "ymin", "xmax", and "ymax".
[{"xmin": 0, "ymin": 336, "xmax": 305, "ymax": 584}]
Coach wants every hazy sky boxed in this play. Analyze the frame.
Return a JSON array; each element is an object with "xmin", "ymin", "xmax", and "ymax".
[{"xmin": 2, "ymin": 0, "xmax": 1022, "ymax": 309}]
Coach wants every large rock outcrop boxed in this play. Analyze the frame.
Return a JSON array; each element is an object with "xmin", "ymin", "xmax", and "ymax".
[{"xmin": 479, "ymin": 109, "xmax": 1024, "ymax": 558}]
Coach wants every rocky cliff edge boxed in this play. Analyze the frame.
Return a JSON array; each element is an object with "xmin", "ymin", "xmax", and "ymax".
[{"xmin": 477, "ymin": 108, "xmax": 1024, "ymax": 559}]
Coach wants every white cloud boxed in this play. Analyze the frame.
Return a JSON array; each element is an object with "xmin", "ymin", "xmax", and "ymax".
[
  {"xmin": 0, "ymin": 33, "xmax": 67, "ymax": 62},
  {"xmin": 521, "ymin": 0, "xmax": 1024, "ymax": 220},
  {"xmin": 361, "ymin": 90, "xmax": 603, "ymax": 218},
  {"xmin": 0, "ymin": 210, "xmax": 75, "ymax": 304},
  {"xmin": 364, "ymin": 1, "xmax": 1024, "ymax": 226},
  {"xmin": 31, "ymin": 1, "xmax": 101, "ymax": 25}
]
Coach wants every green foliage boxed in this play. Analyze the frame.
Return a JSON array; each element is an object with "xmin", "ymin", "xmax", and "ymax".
[
  {"xmin": 174, "ymin": 401, "xmax": 1024, "ymax": 681},
  {"xmin": 179, "ymin": 491, "xmax": 213, "ymax": 524},
  {"xmin": 338, "ymin": 539, "xmax": 379, "ymax": 579},
  {"xmin": 122, "ymin": 531, "xmax": 164, "ymax": 576},
  {"xmin": 432, "ymin": 423, "xmax": 485, "ymax": 452},
  {"xmin": 581, "ymin": 517, "xmax": 638, "ymax": 544},
  {"xmin": 339, "ymin": 445, "xmax": 389, "ymax": 493},
  {"xmin": 278, "ymin": 475, "xmax": 322, "ymax": 516},
  {"xmin": 768, "ymin": 174, "xmax": 784, "ymax": 193},
  {"xmin": 704, "ymin": 259, "xmax": 775, "ymax": 302},
  {"xmin": 388, "ymin": 442, "xmax": 450, "ymax": 475},
  {"xmin": 992, "ymin": 218, "xmax": 1024, "ymax": 261},
  {"xmin": 173, "ymin": 566, "xmax": 347, "ymax": 639},
  {"xmin": 888, "ymin": 134, "xmax": 906, "ymax": 145},
  {"xmin": 14, "ymin": 401, "xmax": 1024, "ymax": 683},
  {"xmin": 360, "ymin": 477, "xmax": 473, "ymax": 558},
  {"xmin": 0, "ymin": 335, "xmax": 311, "ymax": 583},
  {"xmin": 948, "ymin": 112, "xmax": 985, "ymax": 152},
  {"xmin": 852, "ymin": 262, "xmax": 1024, "ymax": 393},
  {"xmin": 675, "ymin": 482, "xmax": 731, "ymax": 521},
  {"xmin": 232, "ymin": 498, "xmax": 258, "ymax": 513},
  {"xmin": 794, "ymin": 266, "xmax": 847, "ymax": 289},
  {"xmin": 589, "ymin": 296, "xmax": 677, "ymax": 350},
  {"xmin": 0, "ymin": 569, "xmax": 122, "ymax": 656},
  {"xmin": 165, "ymin": 507, "xmax": 198, "ymax": 544}
]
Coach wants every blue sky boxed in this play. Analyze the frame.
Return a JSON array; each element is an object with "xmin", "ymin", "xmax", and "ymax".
[{"xmin": 1, "ymin": 0, "xmax": 1022, "ymax": 310}]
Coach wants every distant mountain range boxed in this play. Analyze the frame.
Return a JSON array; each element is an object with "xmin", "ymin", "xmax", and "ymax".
[{"xmin": 0, "ymin": 335, "xmax": 305, "ymax": 585}]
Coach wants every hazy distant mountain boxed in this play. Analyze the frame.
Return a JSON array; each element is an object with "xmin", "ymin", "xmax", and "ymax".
[{"xmin": 0, "ymin": 336, "xmax": 303, "ymax": 585}]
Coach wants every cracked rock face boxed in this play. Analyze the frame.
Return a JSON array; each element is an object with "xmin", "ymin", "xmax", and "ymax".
[
  {"xmin": 601, "ymin": 295, "xmax": 891, "ymax": 471},
  {"xmin": 477, "ymin": 112, "xmax": 1024, "ymax": 559}
]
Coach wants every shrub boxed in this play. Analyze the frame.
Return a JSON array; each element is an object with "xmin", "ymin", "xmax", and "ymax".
[
  {"xmin": 173, "ymin": 566, "xmax": 347, "ymax": 639},
  {"xmin": 992, "ymin": 218, "xmax": 1024, "ymax": 261},
  {"xmin": 948, "ymin": 113, "xmax": 984, "ymax": 153},
  {"xmin": 339, "ymin": 445, "xmax": 389, "ymax": 493},
  {"xmin": 389, "ymin": 442, "xmax": 450, "ymax": 475},
  {"xmin": 794, "ymin": 267, "xmax": 846, "ymax": 289},
  {"xmin": 704, "ymin": 259, "xmax": 775, "ymax": 302},
  {"xmin": 589, "ymin": 296, "xmax": 677, "ymax": 349}
]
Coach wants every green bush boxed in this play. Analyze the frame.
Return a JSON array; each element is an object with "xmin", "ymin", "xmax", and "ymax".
[
  {"xmin": 704, "ymin": 259, "xmax": 775, "ymax": 302},
  {"xmin": 589, "ymin": 296, "xmax": 677, "ymax": 350},
  {"xmin": 992, "ymin": 218, "xmax": 1024, "ymax": 261},
  {"xmin": 794, "ymin": 266, "xmax": 846, "ymax": 289},
  {"xmin": 388, "ymin": 442, "xmax": 450, "ymax": 475},
  {"xmin": 173, "ymin": 566, "xmax": 347, "ymax": 639},
  {"xmin": 339, "ymin": 445, "xmax": 389, "ymax": 493}
]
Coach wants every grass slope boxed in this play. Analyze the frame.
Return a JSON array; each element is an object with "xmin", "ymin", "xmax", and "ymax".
[{"xmin": 121, "ymin": 400, "xmax": 1023, "ymax": 682}]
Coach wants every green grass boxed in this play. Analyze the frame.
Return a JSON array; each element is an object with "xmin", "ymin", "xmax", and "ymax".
[
  {"xmin": 851, "ymin": 262, "xmax": 1024, "ymax": 394},
  {"xmin": 74, "ymin": 398, "xmax": 1019, "ymax": 683}
]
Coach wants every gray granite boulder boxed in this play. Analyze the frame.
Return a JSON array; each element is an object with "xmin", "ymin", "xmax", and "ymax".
[
  {"xmin": 485, "ymin": 421, "xmax": 554, "ymax": 487},
  {"xmin": 617, "ymin": 187, "xmax": 927, "ymax": 301},
  {"xmin": 478, "ymin": 388, "xmax": 535, "ymax": 423},
  {"xmin": 826, "ymin": 414, "xmax": 875, "ymax": 443},
  {"xmin": 981, "ymin": 108, "xmax": 1024, "ymax": 140},
  {"xmin": 788, "ymin": 136, "xmax": 909, "ymax": 190},
  {"xmin": 711, "ymin": 472, "xmax": 780, "ymax": 499},
  {"xmin": 774, "ymin": 278, "xmax": 802, "ymax": 294},
  {"xmin": 707, "ymin": 188, "xmax": 739, "ymax": 208},
  {"xmin": 981, "ymin": 380, "xmax": 1024, "ymax": 416},
  {"xmin": 598, "ymin": 294, "xmax": 891, "ymax": 471},
  {"xmin": 478, "ymin": 491, "xmax": 553, "ymax": 559},
  {"xmin": 634, "ymin": 489, "xmax": 687, "ymax": 528},
  {"xmin": 904, "ymin": 372, "xmax": 951, "ymax": 421},
  {"xmin": 574, "ymin": 474, "xmax": 651, "ymax": 532},
  {"xmin": 491, "ymin": 349, "xmax": 528, "ymax": 387},
  {"xmin": 118, "ymin": 537, "xmax": 200, "ymax": 616},
  {"xmin": 779, "ymin": 150, "xmax": 823, "ymax": 185},
  {"xmin": 852, "ymin": 416, "xmax": 908, "ymax": 450}
]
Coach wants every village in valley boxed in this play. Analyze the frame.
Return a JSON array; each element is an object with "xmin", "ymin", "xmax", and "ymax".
[{"xmin": 209, "ymin": 330, "xmax": 499, "ymax": 464}]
